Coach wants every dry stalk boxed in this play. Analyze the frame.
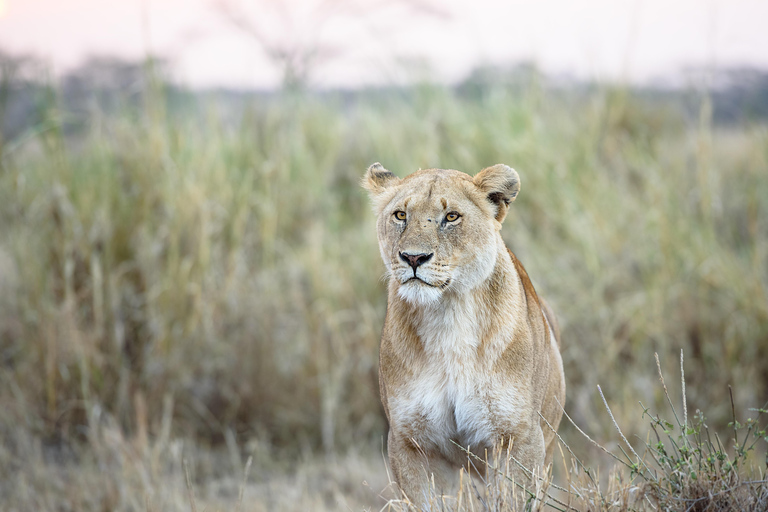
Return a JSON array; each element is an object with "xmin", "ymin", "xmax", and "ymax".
[
  {"xmin": 235, "ymin": 455, "xmax": 253, "ymax": 512},
  {"xmin": 597, "ymin": 384, "xmax": 643, "ymax": 463},
  {"xmin": 680, "ymin": 349, "xmax": 688, "ymax": 429},
  {"xmin": 182, "ymin": 458, "xmax": 197, "ymax": 512},
  {"xmin": 655, "ymin": 352, "xmax": 683, "ymax": 429},
  {"xmin": 556, "ymin": 397, "xmax": 625, "ymax": 468}
]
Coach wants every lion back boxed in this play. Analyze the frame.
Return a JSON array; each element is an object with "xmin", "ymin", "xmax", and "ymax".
[{"xmin": 507, "ymin": 248, "xmax": 561, "ymax": 348}]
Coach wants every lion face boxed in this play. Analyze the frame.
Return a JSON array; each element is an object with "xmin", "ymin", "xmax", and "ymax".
[{"xmin": 363, "ymin": 164, "xmax": 521, "ymax": 305}]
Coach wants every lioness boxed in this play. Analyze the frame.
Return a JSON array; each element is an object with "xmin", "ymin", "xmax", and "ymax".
[{"xmin": 363, "ymin": 163, "xmax": 565, "ymax": 501}]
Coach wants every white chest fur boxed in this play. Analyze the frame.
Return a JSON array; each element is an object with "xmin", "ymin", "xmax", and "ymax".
[{"xmin": 388, "ymin": 295, "xmax": 525, "ymax": 457}]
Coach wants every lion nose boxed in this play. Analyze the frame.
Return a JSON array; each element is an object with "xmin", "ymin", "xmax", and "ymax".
[{"xmin": 399, "ymin": 252, "xmax": 433, "ymax": 271}]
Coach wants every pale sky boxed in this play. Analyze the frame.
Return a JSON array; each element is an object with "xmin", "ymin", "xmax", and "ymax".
[{"xmin": 0, "ymin": 0, "xmax": 766, "ymax": 88}]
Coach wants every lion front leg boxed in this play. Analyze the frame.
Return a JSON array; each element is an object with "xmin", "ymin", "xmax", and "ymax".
[
  {"xmin": 387, "ymin": 431, "xmax": 457, "ymax": 504},
  {"xmin": 497, "ymin": 427, "xmax": 548, "ymax": 492}
]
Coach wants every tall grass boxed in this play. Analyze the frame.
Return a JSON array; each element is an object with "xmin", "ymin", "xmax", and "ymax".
[{"xmin": 0, "ymin": 74, "xmax": 767, "ymax": 509}]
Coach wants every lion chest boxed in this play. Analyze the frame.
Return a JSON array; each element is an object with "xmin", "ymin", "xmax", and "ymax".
[
  {"xmin": 390, "ymin": 366, "xmax": 497, "ymax": 455},
  {"xmin": 386, "ymin": 314, "xmax": 526, "ymax": 459}
]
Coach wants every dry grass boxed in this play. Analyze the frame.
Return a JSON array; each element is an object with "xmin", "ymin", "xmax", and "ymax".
[
  {"xmin": 0, "ymin": 424, "xmax": 391, "ymax": 511},
  {"xmin": 0, "ymin": 74, "xmax": 767, "ymax": 510}
]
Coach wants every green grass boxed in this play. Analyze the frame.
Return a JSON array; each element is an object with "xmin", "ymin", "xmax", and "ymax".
[{"xmin": 0, "ymin": 76, "xmax": 767, "ymax": 510}]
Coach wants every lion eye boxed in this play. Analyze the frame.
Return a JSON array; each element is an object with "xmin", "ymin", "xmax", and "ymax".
[
  {"xmin": 394, "ymin": 211, "xmax": 407, "ymax": 221},
  {"xmin": 445, "ymin": 212, "xmax": 460, "ymax": 222}
]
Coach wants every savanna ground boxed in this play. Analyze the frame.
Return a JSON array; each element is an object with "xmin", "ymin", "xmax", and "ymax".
[{"xmin": 1, "ymin": 59, "xmax": 767, "ymax": 510}]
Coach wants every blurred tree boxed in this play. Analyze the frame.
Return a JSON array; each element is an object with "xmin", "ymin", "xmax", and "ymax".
[
  {"xmin": 0, "ymin": 51, "xmax": 47, "ymax": 148},
  {"xmin": 61, "ymin": 57, "xmax": 150, "ymax": 114},
  {"xmin": 215, "ymin": 0, "xmax": 449, "ymax": 91},
  {"xmin": 711, "ymin": 67, "xmax": 768, "ymax": 123}
]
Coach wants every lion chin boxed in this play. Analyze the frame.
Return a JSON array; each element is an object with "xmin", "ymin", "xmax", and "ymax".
[{"xmin": 397, "ymin": 278, "xmax": 443, "ymax": 305}]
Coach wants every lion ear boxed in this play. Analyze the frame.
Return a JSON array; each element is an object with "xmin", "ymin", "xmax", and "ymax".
[
  {"xmin": 473, "ymin": 164, "xmax": 520, "ymax": 223},
  {"xmin": 362, "ymin": 163, "xmax": 400, "ymax": 197}
]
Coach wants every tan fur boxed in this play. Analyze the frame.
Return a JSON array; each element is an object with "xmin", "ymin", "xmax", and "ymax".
[{"xmin": 363, "ymin": 163, "xmax": 565, "ymax": 502}]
